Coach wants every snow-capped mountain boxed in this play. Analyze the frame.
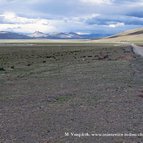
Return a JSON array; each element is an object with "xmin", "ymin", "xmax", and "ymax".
[
  {"xmin": 47, "ymin": 32, "xmax": 82, "ymax": 39},
  {"xmin": 0, "ymin": 31, "xmax": 109, "ymax": 39},
  {"xmin": 68, "ymin": 32, "xmax": 81, "ymax": 38},
  {"xmin": 28, "ymin": 31, "xmax": 82, "ymax": 39},
  {"xmin": 28, "ymin": 31, "xmax": 48, "ymax": 38}
]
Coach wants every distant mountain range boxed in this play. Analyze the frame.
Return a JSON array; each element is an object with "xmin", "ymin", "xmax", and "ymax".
[
  {"xmin": 0, "ymin": 31, "xmax": 109, "ymax": 39},
  {"xmin": 0, "ymin": 31, "xmax": 29, "ymax": 39},
  {"xmin": 1, "ymin": 27, "xmax": 143, "ymax": 41}
]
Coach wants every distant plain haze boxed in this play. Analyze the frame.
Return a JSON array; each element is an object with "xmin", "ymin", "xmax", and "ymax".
[{"xmin": 0, "ymin": 0, "xmax": 143, "ymax": 35}]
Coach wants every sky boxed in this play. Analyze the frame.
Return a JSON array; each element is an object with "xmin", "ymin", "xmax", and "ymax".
[{"xmin": 0, "ymin": 0, "xmax": 143, "ymax": 35}]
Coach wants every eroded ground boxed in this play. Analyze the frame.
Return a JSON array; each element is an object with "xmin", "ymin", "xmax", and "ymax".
[{"xmin": 0, "ymin": 43, "xmax": 143, "ymax": 143}]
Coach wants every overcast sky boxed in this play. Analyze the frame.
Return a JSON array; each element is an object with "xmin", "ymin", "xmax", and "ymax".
[{"xmin": 0, "ymin": 0, "xmax": 143, "ymax": 34}]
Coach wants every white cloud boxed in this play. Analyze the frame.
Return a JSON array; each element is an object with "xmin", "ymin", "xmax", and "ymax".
[
  {"xmin": 0, "ymin": 9, "xmax": 141, "ymax": 35},
  {"xmin": 1, "ymin": 12, "xmax": 42, "ymax": 24},
  {"xmin": 0, "ymin": 12, "xmax": 92, "ymax": 33},
  {"xmin": 109, "ymin": 22, "xmax": 125, "ymax": 28},
  {"xmin": 0, "ymin": 23, "xmax": 57, "ymax": 33},
  {"xmin": 2, "ymin": 12, "xmax": 16, "ymax": 19},
  {"xmin": 0, "ymin": 12, "xmax": 101, "ymax": 33},
  {"xmin": 80, "ymin": 0, "xmax": 112, "ymax": 5},
  {"xmin": 0, "ymin": 12, "xmax": 57, "ymax": 33}
]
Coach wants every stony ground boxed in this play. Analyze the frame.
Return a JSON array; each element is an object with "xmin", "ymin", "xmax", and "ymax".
[{"xmin": 0, "ymin": 43, "xmax": 143, "ymax": 143}]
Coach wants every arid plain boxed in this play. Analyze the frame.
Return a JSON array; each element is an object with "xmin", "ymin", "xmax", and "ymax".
[{"xmin": 0, "ymin": 40, "xmax": 143, "ymax": 143}]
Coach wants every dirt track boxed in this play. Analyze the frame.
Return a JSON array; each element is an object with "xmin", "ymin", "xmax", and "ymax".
[{"xmin": 132, "ymin": 44, "xmax": 143, "ymax": 57}]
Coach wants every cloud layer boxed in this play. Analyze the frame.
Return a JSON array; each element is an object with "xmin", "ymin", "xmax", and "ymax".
[{"xmin": 0, "ymin": 0, "xmax": 143, "ymax": 34}]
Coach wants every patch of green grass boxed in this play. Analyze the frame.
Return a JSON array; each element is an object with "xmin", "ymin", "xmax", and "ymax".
[{"xmin": 55, "ymin": 95, "xmax": 73, "ymax": 103}]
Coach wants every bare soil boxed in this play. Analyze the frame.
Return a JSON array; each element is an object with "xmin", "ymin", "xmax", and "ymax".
[{"xmin": 0, "ymin": 43, "xmax": 143, "ymax": 143}]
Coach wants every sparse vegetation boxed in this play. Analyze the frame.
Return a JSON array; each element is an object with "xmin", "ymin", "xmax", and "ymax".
[
  {"xmin": 11, "ymin": 66, "xmax": 14, "ymax": 69},
  {"xmin": 0, "ymin": 67, "xmax": 5, "ymax": 71},
  {"xmin": 43, "ymin": 60, "xmax": 46, "ymax": 63},
  {"xmin": 0, "ymin": 42, "xmax": 143, "ymax": 143}
]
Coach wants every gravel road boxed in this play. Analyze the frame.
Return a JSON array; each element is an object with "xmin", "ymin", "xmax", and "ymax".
[{"xmin": 132, "ymin": 44, "xmax": 143, "ymax": 57}]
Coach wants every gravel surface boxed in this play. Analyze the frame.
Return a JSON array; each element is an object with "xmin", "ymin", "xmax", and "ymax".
[
  {"xmin": 0, "ymin": 43, "xmax": 143, "ymax": 143},
  {"xmin": 132, "ymin": 44, "xmax": 143, "ymax": 57}
]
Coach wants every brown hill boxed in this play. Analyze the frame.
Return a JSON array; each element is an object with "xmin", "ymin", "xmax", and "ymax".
[{"xmin": 95, "ymin": 27, "xmax": 143, "ymax": 42}]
